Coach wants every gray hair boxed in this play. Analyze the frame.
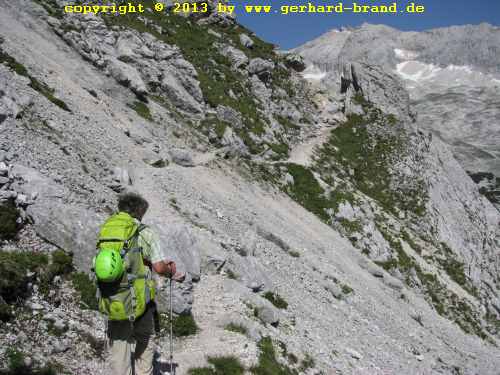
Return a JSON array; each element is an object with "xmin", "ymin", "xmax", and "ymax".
[{"xmin": 118, "ymin": 192, "xmax": 149, "ymax": 220}]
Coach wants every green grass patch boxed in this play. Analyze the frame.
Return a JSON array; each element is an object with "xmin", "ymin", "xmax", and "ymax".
[
  {"xmin": 339, "ymin": 218, "xmax": 362, "ymax": 234},
  {"xmin": 224, "ymin": 323, "xmax": 248, "ymax": 335},
  {"xmin": 434, "ymin": 242, "xmax": 479, "ymax": 298},
  {"xmin": 188, "ymin": 356, "xmax": 245, "ymax": 375},
  {"xmin": 313, "ymin": 101, "xmax": 427, "ymax": 217},
  {"xmin": 341, "ymin": 284, "xmax": 354, "ymax": 295},
  {"xmin": 0, "ymin": 48, "xmax": 70, "ymax": 112},
  {"xmin": 199, "ymin": 116, "xmax": 228, "ymax": 142},
  {"xmin": 263, "ymin": 292, "xmax": 288, "ymax": 309},
  {"xmin": 401, "ymin": 230, "xmax": 421, "ymax": 254},
  {"xmin": 284, "ymin": 163, "xmax": 333, "ymax": 222},
  {"xmin": 159, "ymin": 312, "xmax": 199, "ymax": 337},
  {"xmin": 268, "ymin": 142, "xmax": 289, "ymax": 158},
  {"xmin": 33, "ymin": 0, "xmax": 64, "ymax": 18},
  {"xmin": 250, "ymin": 337, "xmax": 298, "ymax": 375},
  {"xmin": 71, "ymin": 272, "xmax": 98, "ymax": 310},
  {"xmin": 374, "ymin": 226, "xmax": 416, "ymax": 276},
  {"xmin": 275, "ymin": 115, "xmax": 300, "ymax": 133},
  {"xmin": 128, "ymin": 101, "xmax": 152, "ymax": 121}
]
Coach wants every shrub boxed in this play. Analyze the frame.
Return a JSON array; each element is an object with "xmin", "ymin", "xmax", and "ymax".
[
  {"xmin": 188, "ymin": 356, "xmax": 245, "ymax": 375},
  {"xmin": 0, "ymin": 251, "xmax": 48, "ymax": 303},
  {"xmin": 71, "ymin": 272, "xmax": 98, "ymax": 310},
  {"xmin": 0, "ymin": 302, "xmax": 13, "ymax": 322},
  {"xmin": 263, "ymin": 292, "xmax": 288, "ymax": 309},
  {"xmin": 49, "ymin": 250, "xmax": 73, "ymax": 276},
  {"xmin": 0, "ymin": 201, "xmax": 21, "ymax": 240},
  {"xmin": 40, "ymin": 250, "xmax": 73, "ymax": 296}
]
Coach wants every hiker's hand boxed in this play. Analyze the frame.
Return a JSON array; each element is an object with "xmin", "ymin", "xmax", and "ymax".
[
  {"xmin": 166, "ymin": 261, "xmax": 177, "ymax": 278},
  {"xmin": 172, "ymin": 272, "xmax": 186, "ymax": 283}
]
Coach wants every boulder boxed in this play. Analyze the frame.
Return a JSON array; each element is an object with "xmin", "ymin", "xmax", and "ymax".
[
  {"xmin": 247, "ymin": 58, "xmax": 275, "ymax": 81},
  {"xmin": 160, "ymin": 72, "xmax": 202, "ymax": 114},
  {"xmin": 239, "ymin": 33, "xmax": 254, "ymax": 48},
  {"xmin": 106, "ymin": 58, "xmax": 147, "ymax": 96},
  {"xmin": 226, "ymin": 254, "xmax": 272, "ymax": 292},
  {"xmin": 216, "ymin": 313, "xmax": 262, "ymax": 341},
  {"xmin": 284, "ymin": 53, "xmax": 306, "ymax": 72},
  {"xmin": 323, "ymin": 281, "xmax": 344, "ymax": 299},
  {"xmin": 383, "ymin": 275, "xmax": 405, "ymax": 290},
  {"xmin": 223, "ymin": 280, "xmax": 280, "ymax": 326},
  {"xmin": 222, "ymin": 46, "xmax": 249, "ymax": 69},
  {"xmin": 155, "ymin": 273, "xmax": 194, "ymax": 315},
  {"xmin": 239, "ymin": 229, "xmax": 259, "ymax": 257},
  {"xmin": 220, "ymin": 127, "xmax": 247, "ymax": 156},
  {"xmin": 27, "ymin": 203, "xmax": 104, "ymax": 271},
  {"xmin": 198, "ymin": 236, "xmax": 227, "ymax": 274},
  {"xmin": 115, "ymin": 34, "xmax": 139, "ymax": 62},
  {"xmin": 358, "ymin": 258, "xmax": 385, "ymax": 278},
  {"xmin": 10, "ymin": 165, "xmax": 104, "ymax": 271},
  {"xmin": 336, "ymin": 201, "xmax": 356, "ymax": 221},
  {"xmin": 255, "ymin": 304, "xmax": 279, "ymax": 326},
  {"xmin": 169, "ymin": 149, "xmax": 195, "ymax": 167},
  {"xmin": 216, "ymin": 105, "xmax": 243, "ymax": 129}
]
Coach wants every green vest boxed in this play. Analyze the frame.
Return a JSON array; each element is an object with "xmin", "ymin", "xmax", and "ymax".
[{"xmin": 95, "ymin": 212, "xmax": 155, "ymax": 321}]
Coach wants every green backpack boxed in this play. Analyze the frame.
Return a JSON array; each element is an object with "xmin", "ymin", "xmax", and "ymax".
[{"xmin": 93, "ymin": 212, "xmax": 155, "ymax": 321}]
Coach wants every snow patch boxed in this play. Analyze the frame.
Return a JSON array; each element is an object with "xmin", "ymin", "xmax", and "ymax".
[
  {"xmin": 395, "ymin": 60, "xmax": 500, "ymax": 88},
  {"xmin": 302, "ymin": 64, "xmax": 327, "ymax": 81},
  {"xmin": 396, "ymin": 61, "xmax": 441, "ymax": 82},
  {"xmin": 394, "ymin": 48, "xmax": 419, "ymax": 60}
]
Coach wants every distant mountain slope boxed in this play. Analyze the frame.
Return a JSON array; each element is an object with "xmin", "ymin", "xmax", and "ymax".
[{"xmin": 294, "ymin": 23, "xmax": 500, "ymax": 206}]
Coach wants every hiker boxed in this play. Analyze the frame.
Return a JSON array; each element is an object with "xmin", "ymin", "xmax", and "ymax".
[{"xmin": 93, "ymin": 192, "xmax": 184, "ymax": 375}]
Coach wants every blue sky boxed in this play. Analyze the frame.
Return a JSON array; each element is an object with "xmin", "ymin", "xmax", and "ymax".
[{"xmin": 236, "ymin": 0, "xmax": 500, "ymax": 49}]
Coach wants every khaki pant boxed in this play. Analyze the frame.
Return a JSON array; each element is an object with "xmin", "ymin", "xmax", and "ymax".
[{"xmin": 108, "ymin": 305, "xmax": 155, "ymax": 375}]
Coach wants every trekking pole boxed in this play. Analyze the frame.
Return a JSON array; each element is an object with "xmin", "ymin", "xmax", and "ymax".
[{"xmin": 169, "ymin": 277, "xmax": 174, "ymax": 375}]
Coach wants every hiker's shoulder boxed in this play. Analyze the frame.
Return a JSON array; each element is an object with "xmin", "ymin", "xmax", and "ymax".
[{"xmin": 137, "ymin": 223, "xmax": 160, "ymax": 241}]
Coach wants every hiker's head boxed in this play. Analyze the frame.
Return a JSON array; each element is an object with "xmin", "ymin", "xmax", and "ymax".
[{"xmin": 118, "ymin": 192, "xmax": 149, "ymax": 220}]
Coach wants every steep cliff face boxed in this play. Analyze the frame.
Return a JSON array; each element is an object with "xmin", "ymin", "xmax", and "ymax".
[{"xmin": 1, "ymin": 1, "xmax": 500, "ymax": 374}]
